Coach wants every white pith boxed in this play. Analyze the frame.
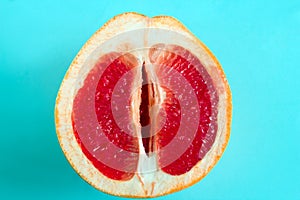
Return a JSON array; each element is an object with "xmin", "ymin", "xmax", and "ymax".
[{"xmin": 55, "ymin": 13, "xmax": 231, "ymax": 197}]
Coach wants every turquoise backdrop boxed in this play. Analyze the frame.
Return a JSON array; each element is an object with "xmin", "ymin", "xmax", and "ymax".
[{"xmin": 1, "ymin": 0, "xmax": 299, "ymax": 199}]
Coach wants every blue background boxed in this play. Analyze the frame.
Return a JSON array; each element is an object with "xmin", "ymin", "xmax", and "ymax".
[{"xmin": 1, "ymin": 0, "xmax": 299, "ymax": 199}]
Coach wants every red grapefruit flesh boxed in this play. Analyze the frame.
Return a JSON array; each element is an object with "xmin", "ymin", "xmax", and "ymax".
[
  {"xmin": 55, "ymin": 12, "xmax": 232, "ymax": 197},
  {"xmin": 72, "ymin": 52, "xmax": 139, "ymax": 180},
  {"xmin": 150, "ymin": 44, "xmax": 219, "ymax": 175}
]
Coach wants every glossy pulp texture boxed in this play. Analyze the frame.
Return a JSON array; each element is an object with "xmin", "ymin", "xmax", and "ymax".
[{"xmin": 72, "ymin": 44, "xmax": 218, "ymax": 180}]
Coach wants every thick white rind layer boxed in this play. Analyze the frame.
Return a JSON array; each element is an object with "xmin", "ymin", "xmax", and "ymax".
[{"xmin": 55, "ymin": 12, "xmax": 232, "ymax": 198}]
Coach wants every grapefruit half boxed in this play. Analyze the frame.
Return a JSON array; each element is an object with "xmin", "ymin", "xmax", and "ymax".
[{"xmin": 55, "ymin": 12, "xmax": 232, "ymax": 197}]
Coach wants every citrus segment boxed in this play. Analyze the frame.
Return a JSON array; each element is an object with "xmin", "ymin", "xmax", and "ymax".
[
  {"xmin": 72, "ymin": 52, "xmax": 139, "ymax": 180},
  {"xmin": 150, "ymin": 44, "xmax": 218, "ymax": 175}
]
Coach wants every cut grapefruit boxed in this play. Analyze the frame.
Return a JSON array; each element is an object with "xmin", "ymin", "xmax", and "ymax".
[{"xmin": 55, "ymin": 12, "xmax": 232, "ymax": 197}]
